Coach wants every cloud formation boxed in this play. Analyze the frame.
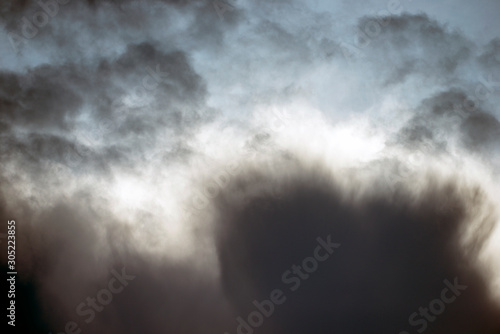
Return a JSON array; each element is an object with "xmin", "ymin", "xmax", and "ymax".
[{"xmin": 1, "ymin": 1, "xmax": 500, "ymax": 334}]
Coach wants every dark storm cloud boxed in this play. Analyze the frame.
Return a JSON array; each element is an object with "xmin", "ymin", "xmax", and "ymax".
[
  {"xmin": 478, "ymin": 38, "xmax": 500, "ymax": 70},
  {"xmin": 94, "ymin": 42, "xmax": 208, "ymax": 132},
  {"xmin": 1, "ymin": 0, "xmax": 212, "ymax": 21},
  {"xmin": 0, "ymin": 66, "xmax": 84, "ymax": 130},
  {"xmin": 4, "ymin": 157, "xmax": 500, "ymax": 334},
  {"xmin": 0, "ymin": 41, "xmax": 208, "ymax": 173},
  {"xmin": 2, "ymin": 0, "xmax": 242, "ymax": 56},
  {"xmin": 0, "ymin": 195, "xmax": 233, "ymax": 334},
  {"xmin": 213, "ymin": 161, "xmax": 500, "ymax": 334},
  {"xmin": 461, "ymin": 112, "xmax": 500, "ymax": 152},
  {"xmin": 0, "ymin": 2, "xmax": 231, "ymax": 327},
  {"xmin": 1, "ymin": 1, "xmax": 500, "ymax": 334},
  {"xmin": 395, "ymin": 89, "xmax": 500, "ymax": 155},
  {"xmin": 357, "ymin": 17, "xmax": 500, "ymax": 158},
  {"xmin": 352, "ymin": 13, "xmax": 473, "ymax": 85},
  {"xmin": 0, "ymin": 42, "xmax": 206, "ymax": 127},
  {"xmin": 0, "ymin": 133, "xmax": 123, "ymax": 178}
]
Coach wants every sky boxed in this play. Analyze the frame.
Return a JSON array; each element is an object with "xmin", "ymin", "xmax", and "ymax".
[{"xmin": 1, "ymin": 0, "xmax": 500, "ymax": 333}]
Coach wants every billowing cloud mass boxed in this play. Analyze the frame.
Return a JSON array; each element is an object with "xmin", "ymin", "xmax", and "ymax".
[{"xmin": 1, "ymin": 0, "xmax": 500, "ymax": 333}]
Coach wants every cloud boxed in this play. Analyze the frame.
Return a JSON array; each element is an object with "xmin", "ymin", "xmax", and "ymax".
[
  {"xmin": 3, "ymin": 154, "xmax": 500, "ymax": 334},
  {"xmin": 1, "ymin": 1, "xmax": 500, "ymax": 333},
  {"xmin": 212, "ymin": 159, "xmax": 500, "ymax": 333},
  {"xmin": 395, "ymin": 89, "xmax": 500, "ymax": 157},
  {"xmin": 0, "ymin": 41, "xmax": 211, "ymax": 178},
  {"xmin": 348, "ymin": 13, "xmax": 474, "ymax": 87}
]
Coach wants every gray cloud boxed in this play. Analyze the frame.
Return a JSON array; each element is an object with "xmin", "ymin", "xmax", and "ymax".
[
  {"xmin": 1, "ymin": 1, "xmax": 500, "ymax": 334},
  {"xmin": 395, "ymin": 89, "xmax": 500, "ymax": 157},
  {"xmin": 0, "ymin": 41, "xmax": 210, "ymax": 176},
  {"xmin": 213, "ymin": 160, "xmax": 500, "ymax": 334},
  {"xmin": 351, "ymin": 13, "xmax": 474, "ymax": 86}
]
